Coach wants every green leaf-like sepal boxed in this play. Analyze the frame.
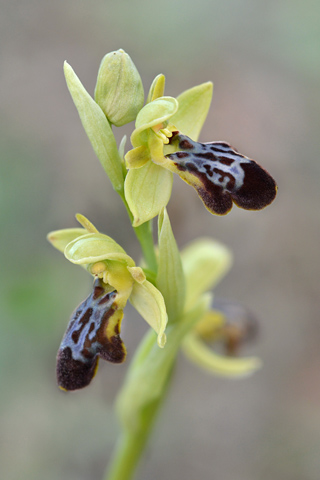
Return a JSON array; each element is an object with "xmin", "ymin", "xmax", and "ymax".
[
  {"xmin": 182, "ymin": 333, "xmax": 262, "ymax": 377},
  {"xmin": 156, "ymin": 209, "xmax": 186, "ymax": 322},
  {"xmin": 64, "ymin": 62, "xmax": 124, "ymax": 192},
  {"xmin": 64, "ymin": 233, "xmax": 135, "ymax": 266},
  {"xmin": 47, "ymin": 228, "xmax": 88, "ymax": 253},
  {"xmin": 170, "ymin": 82, "xmax": 213, "ymax": 140},
  {"xmin": 129, "ymin": 280, "xmax": 168, "ymax": 348},
  {"xmin": 124, "ymin": 162, "xmax": 173, "ymax": 226}
]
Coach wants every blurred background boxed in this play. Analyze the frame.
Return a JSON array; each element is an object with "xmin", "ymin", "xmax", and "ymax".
[{"xmin": 1, "ymin": 0, "xmax": 320, "ymax": 479}]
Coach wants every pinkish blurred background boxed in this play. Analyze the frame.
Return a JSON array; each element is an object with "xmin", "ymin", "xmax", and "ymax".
[{"xmin": 1, "ymin": 1, "xmax": 320, "ymax": 479}]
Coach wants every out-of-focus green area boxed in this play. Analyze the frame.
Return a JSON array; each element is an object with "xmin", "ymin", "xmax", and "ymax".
[{"xmin": 1, "ymin": 1, "xmax": 320, "ymax": 479}]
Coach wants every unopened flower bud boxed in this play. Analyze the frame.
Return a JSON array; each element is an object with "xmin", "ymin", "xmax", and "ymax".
[{"xmin": 95, "ymin": 49, "xmax": 144, "ymax": 126}]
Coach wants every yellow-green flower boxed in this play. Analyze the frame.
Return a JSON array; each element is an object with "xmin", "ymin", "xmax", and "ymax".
[
  {"xmin": 124, "ymin": 75, "xmax": 213, "ymax": 226},
  {"xmin": 47, "ymin": 214, "xmax": 167, "ymax": 391},
  {"xmin": 180, "ymin": 238, "xmax": 261, "ymax": 377},
  {"xmin": 125, "ymin": 75, "xmax": 277, "ymax": 226}
]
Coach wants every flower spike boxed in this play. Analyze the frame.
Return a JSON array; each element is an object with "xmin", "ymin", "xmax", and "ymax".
[
  {"xmin": 164, "ymin": 133, "xmax": 277, "ymax": 215},
  {"xmin": 57, "ymin": 278, "xmax": 126, "ymax": 391}
]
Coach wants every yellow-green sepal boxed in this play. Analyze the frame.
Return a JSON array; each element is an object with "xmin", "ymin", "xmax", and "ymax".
[
  {"xmin": 124, "ymin": 162, "xmax": 173, "ymax": 226},
  {"xmin": 47, "ymin": 228, "xmax": 88, "ymax": 253},
  {"xmin": 129, "ymin": 280, "xmax": 168, "ymax": 348},
  {"xmin": 64, "ymin": 61, "xmax": 124, "ymax": 192},
  {"xmin": 64, "ymin": 232, "xmax": 135, "ymax": 266},
  {"xmin": 181, "ymin": 239, "xmax": 232, "ymax": 312},
  {"xmin": 156, "ymin": 209, "xmax": 185, "ymax": 322},
  {"xmin": 131, "ymin": 97, "xmax": 178, "ymax": 147},
  {"xmin": 170, "ymin": 82, "xmax": 213, "ymax": 141},
  {"xmin": 182, "ymin": 333, "xmax": 262, "ymax": 378}
]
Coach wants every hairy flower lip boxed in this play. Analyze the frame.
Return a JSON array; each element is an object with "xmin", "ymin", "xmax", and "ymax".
[
  {"xmin": 56, "ymin": 278, "xmax": 126, "ymax": 391},
  {"xmin": 164, "ymin": 133, "xmax": 277, "ymax": 216}
]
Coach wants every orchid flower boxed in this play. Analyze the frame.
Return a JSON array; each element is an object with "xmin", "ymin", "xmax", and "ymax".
[{"xmin": 47, "ymin": 214, "xmax": 167, "ymax": 390}]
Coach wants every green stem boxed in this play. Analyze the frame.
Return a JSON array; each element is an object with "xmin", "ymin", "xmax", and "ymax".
[
  {"xmin": 133, "ymin": 221, "xmax": 158, "ymax": 275},
  {"xmin": 104, "ymin": 396, "xmax": 163, "ymax": 480},
  {"xmin": 103, "ymin": 280, "xmax": 208, "ymax": 480},
  {"xmin": 119, "ymin": 191, "xmax": 158, "ymax": 275}
]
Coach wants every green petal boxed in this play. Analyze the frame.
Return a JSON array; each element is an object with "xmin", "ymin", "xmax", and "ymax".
[
  {"xmin": 75, "ymin": 213, "xmax": 99, "ymax": 233},
  {"xmin": 129, "ymin": 280, "xmax": 168, "ymax": 348},
  {"xmin": 146, "ymin": 74, "xmax": 165, "ymax": 103},
  {"xmin": 156, "ymin": 209, "xmax": 186, "ymax": 322},
  {"xmin": 181, "ymin": 239, "xmax": 232, "ymax": 311},
  {"xmin": 64, "ymin": 62, "xmax": 124, "ymax": 192},
  {"xmin": 47, "ymin": 228, "xmax": 88, "ymax": 253},
  {"xmin": 124, "ymin": 162, "xmax": 173, "ymax": 226},
  {"xmin": 169, "ymin": 82, "xmax": 213, "ymax": 141},
  {"xmin": 182, "ymin": 333, "xmax": 262, "ymax": 377},
  {"xmin": 64, "ymin": 233, "xmax": 135, "ymax": 266},
  {"xmin": 131, "ymin": 97, "xmax": 178, "ymax": 147}
]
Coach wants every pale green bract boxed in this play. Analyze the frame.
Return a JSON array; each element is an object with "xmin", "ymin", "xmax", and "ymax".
[
  {"xmin": 64, "ymin": 62, "xmax": 124, "ymax": 193},
  {"xmin": 156, "ymin": 208, "xmax": 185, "ymax": 322}
]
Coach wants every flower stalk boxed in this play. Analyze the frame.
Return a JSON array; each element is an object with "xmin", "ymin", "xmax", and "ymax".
[
  {"xmin": 119, "ymin": 191, "xmax": 158, "ymax": 276},
  {"xmin": 105, "ymin": 380, "xmax": 170, "ymax": 480},
  {"xmin": 48, "ymin": 49, "xmax": 277, "ymax": 480}
]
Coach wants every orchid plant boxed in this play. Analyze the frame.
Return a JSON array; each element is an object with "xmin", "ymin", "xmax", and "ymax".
[{"xmin": 47, "ymin": 49, "xmax": 277, "ymax": 480}]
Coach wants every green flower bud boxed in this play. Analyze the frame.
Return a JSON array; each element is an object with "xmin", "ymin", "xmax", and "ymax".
[{"xmin": 94, "ymin": 49, "xmax": 144, "ymax": 127}]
